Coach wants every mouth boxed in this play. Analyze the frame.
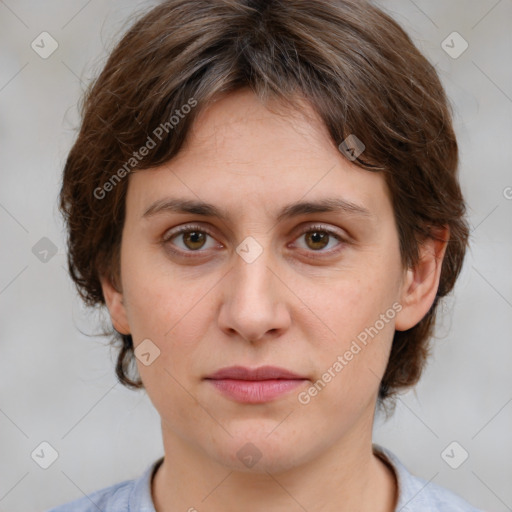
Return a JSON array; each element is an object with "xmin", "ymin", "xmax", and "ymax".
[{"xmin": 204, "ymin": 365, "xmax": 308, "ymax": 404}]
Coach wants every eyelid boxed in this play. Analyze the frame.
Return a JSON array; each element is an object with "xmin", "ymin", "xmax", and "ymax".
[
  {"xmin": 295, "ymin": 222, "xmax": 347, "ymax": 239},
  {"xmin": 162, "ymin": 223, "xmax": 216, "ymax": 242}
]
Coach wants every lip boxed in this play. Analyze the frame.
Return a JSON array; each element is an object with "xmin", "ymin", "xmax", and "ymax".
[
  {"xmin": 205, "ymin": 366, "xmax": 308, "ymax": 404},
  {"xmin": 206, "ymin": 365, "xmax": 305, "ymax": 380}
]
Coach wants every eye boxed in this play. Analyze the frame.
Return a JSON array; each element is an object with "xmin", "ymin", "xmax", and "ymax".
[
  {"xmin": 162, "ymin": 225, "xmax": 219, "ymax": 254},
  {"xmin": 292, "ymin": 224, "xmax": 345, "ymax": 254},
  {"xmin": 162, "ymin": 223, "xmax": 347, "ymax": 259}
]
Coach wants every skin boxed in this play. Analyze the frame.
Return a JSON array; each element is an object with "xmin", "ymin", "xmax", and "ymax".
[{"xmin": 101, "ymin": 88, "xmax": 448, "ymax": 512}]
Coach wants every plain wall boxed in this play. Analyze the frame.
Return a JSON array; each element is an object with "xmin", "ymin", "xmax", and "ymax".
[{"xmin": 0, "ymin": 1, "xmax": 510, "ymax": 510}]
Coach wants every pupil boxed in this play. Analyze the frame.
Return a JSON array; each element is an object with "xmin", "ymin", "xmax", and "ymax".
[
  {"xmin": 186, "ymin": 231, "xmax": 204, "ymax": 249},
  {"xmin": 308, "ymin": 231, "xmax": 328, "ymax": 249}
]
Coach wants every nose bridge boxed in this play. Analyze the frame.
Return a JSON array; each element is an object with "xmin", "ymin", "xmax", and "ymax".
[
  {"xmin": 232, "ymin": 233, "xmax": 276, "ymax": 304},
  {"xmin": 218, "ymin": 233, "xmax": 290, "ymax": 341}
]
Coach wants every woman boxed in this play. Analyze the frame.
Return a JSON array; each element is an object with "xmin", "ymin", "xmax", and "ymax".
[{"xmin": 48, "ymin": 0, "xmax": 481, "ymax": 510}]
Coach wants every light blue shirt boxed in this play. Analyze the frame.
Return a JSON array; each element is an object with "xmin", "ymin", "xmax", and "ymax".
[{"xmin": 45, "ymin": 444, "xmax": 482, "ymax": 511}]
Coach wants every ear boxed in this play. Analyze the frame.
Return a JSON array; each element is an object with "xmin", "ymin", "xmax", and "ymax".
[
  {"xmin": 99, "ymin": 272, "xmax": 131, "ymax": 335},
  {"xmin": 395, "ymin": 226, "xmax": 449, "ymax": 331}
]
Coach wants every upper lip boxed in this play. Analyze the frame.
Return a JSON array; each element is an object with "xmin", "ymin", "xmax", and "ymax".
[{"xmin": 205, "ymin": 365, "xmax": 306, "ymax": 381}]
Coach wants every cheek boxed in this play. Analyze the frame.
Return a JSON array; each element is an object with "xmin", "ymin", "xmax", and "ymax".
[
  {"xmin": 121, "ymin": 237, "xmax": 201, "ymax": 337},
  {"xmin": 322, "ymin": 283, "xmax": 394, "ymax": 364},
  {"xmin": 120, "ymin": 244, "xmax": 219, "ymax": 386},
  {"xmin": 309, "ymin": 260, "xmax": 400, "ymax": 401},
  {"xmin": 319, "ymin": 263, "xmax": 399, "ymax": 344},
  {"xmin": 121, "ymin": 263, "xmax": 212, "ymax": 422}
]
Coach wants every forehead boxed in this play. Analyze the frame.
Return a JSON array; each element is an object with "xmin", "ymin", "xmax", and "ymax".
[
  {"xmin": 180, "ymin": 89, "xmax": 333, "ymax": 163},
  {"xmin": 125, "ymin": 89, "xmax": 391, "ymax": 222}
]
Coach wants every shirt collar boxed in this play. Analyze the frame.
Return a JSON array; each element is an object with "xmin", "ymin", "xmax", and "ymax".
[{"xmin": 128, "ymin": 456, "xmax": 163, "ymax": 512}]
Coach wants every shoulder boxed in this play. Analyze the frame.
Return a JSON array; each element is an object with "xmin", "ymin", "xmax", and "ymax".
[
  {"xmin": 373, "ymin": 444, "xmax": 483, "ymax": 512},
  {"xmin": 44, "ymin": 457, "xmax": 163, "ymax": 512},
  {"xmin": 44, "ymin": 479, "xmax": 133, "ymax": 512}
]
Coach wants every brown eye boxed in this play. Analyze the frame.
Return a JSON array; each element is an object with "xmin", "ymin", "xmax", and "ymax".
[
  {"xmin": 181, "ymin": 230, "xmax": 207, "ymax": 250},
  {"xmin": 293, "ymin": 225, "xmax": 345, "ymax": 255},
  {"xmin": 163, "ymin": 225, "xmax": 218, "ymax": 254},
  {"xmin": 304, "ymin": 231, "xmax": 330, "ymax": 250}
]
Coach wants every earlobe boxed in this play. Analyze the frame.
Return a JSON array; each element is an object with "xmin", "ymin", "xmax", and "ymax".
[
  {"xmin": 99, "ymin": 273, "xmax": 131, "ymax": 335},
  {"xmin": 395, "ymin": 227, "xmax": 449, "ymax": 332}
]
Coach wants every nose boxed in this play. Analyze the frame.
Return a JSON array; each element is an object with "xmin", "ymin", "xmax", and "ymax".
[{"xmin": 217, "ymin": 241, "xmax": 292, "ymax": 344}]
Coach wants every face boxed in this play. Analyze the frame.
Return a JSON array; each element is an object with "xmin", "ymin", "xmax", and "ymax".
[{"xmin": 101, "ymin": 89, "xmax": 441, "ymax": 474}]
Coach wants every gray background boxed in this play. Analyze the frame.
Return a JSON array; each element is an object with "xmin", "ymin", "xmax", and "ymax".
[{"xmin": 0, "ymin": 0, "xmax": 511, "ymax": 510}]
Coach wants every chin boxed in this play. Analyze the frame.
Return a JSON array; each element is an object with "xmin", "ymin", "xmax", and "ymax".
[{"xmin": 209, "ymin": 430, "xmax": 313, "ymax": 475}]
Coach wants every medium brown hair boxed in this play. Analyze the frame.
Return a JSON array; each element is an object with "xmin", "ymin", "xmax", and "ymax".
[{"xmin": 60, "ymin": 0, "xmax": 469, "ymax": 404}]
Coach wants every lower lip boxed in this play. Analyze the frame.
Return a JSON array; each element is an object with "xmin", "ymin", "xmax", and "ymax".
[{"xmin": 207, "ymin": 378, "xmax": 306, "ymax": 403}]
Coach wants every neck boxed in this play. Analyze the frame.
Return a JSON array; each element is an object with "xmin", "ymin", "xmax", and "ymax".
[{"xmin": 152, "ymin": 412, "xmax": 397, "ymax": 512}]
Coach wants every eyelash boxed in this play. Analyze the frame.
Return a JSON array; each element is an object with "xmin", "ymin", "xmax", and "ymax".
[{"xmin": 162, "ymin": 223, "xmax": 347, "ymax": 259}]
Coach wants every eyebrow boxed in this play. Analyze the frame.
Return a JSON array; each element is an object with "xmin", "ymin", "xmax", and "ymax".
[{"xmin": 142, "ymin": 197, "xmax": 372, "ymax": 222}]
